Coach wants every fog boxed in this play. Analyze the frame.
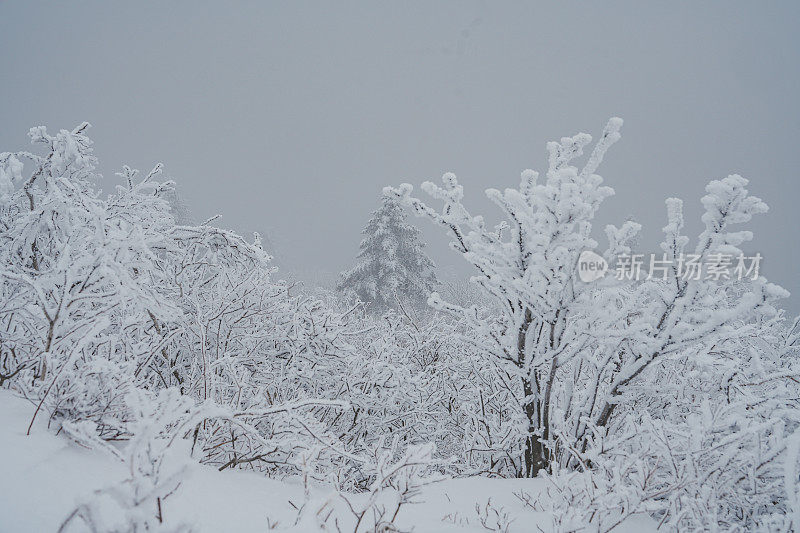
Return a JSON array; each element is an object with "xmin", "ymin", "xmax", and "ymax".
[{"xmin": 2, "ymin": 1, "xmax": 798, "ymax": 311}]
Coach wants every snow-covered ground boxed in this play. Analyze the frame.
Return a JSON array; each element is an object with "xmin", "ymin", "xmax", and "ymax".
[{"xmin": 0, "ymin": 389, "xmax": 656, "ymax": 532}]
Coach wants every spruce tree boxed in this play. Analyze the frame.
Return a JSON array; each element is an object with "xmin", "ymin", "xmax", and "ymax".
[{"xmin": 338, "ymin": 196, "xmax": 438, "ymax": 311}]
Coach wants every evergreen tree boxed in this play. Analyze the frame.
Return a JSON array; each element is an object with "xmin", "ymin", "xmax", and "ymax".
[{"xmin": 338, "ymin": 196, "xmax": 438, "ymax": 311}]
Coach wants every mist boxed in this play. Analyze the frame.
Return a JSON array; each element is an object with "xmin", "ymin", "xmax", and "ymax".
[{"xmin": 2, "ymin": 1, "xmax": 798, "ymax": 311}]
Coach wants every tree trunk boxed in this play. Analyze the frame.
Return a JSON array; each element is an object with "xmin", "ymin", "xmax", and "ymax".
[
  {"xmin": 522, "ymin": 378, "xmax": 548, "ymax": 477},
  {"xmin": 516, "ymin": 308, "xmax": 551, "ymax": 477}
]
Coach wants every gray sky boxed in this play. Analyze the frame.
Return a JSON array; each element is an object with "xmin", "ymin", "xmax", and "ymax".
[{"xmin": 2, "ymin": 1, "xmax": 799, "ymax": 313}]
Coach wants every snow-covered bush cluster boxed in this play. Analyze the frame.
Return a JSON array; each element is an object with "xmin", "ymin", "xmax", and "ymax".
[{"xmin": 1, "ymin": 120, "xmax": 798, "ymax": 531}]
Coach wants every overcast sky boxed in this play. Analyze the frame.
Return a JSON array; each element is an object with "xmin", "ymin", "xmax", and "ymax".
[{"xmin": 2, "ymin": 1, "xmax": 799, "ymax": 312}]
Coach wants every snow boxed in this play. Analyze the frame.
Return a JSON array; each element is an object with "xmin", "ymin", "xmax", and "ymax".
[
  {"xmin": 2, "ymin": 118, "xmax": 794, "ymax": 531},
  {"xmin": 1, "ymin": 392, "xmax": 122, "ymax": 532},
  {"xmin": 0, "ymin": 389, "xmax": 656, "ymax": 532}
]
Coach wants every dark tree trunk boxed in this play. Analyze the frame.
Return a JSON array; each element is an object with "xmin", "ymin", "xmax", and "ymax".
[
  {"xmin": 516, "ymin": 307, "xmax": 550, "ymax": 477},
  {"xmin": 521, "ymin": 377, "xmax": 549, "ymax": 477}
]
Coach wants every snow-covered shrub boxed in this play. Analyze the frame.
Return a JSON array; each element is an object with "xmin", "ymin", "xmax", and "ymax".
[
  {"xmin": 563, "ymin": 312, "xmax": 800, "ymax": 531},
  {"xmin": 386, "ymin": 118, "xmax": 796, "ymax": 528},
  {"xmin": 308, "ymin": 301, "xmax": 520, "ymax": 478},
  {"xmin": 0, "ymin": 125, "xmax": 179, "ymax": 436},
  {"xmin": 0, "ymin": 124, "xmax": 360, "ymax": 482},
  {"xmin": 58, "ymin": 388, "xmax": 201, "ymax": 533},
  {"xmin": 329, "ymin": 439, "xmax": 443, "ymax": 533},
  {"xmin": 271, "ymin": 438, "xmax": 444, "ymax": 532},
  {"xmin": 473, "ymin": 499, "xmax": 515, "ymax": 533},
  {"xmin": 437, "ymin": 275, "xmax": 492, "ymax": 310}
]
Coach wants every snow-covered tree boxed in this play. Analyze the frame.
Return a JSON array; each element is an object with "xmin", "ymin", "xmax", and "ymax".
[
  {"xmin": 385, "ymin": 118, "xmax": 788, "ymax": 482},
  {"xmin": 338, "ymin": 196, "xmax": 438, "ymax": 312}
]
